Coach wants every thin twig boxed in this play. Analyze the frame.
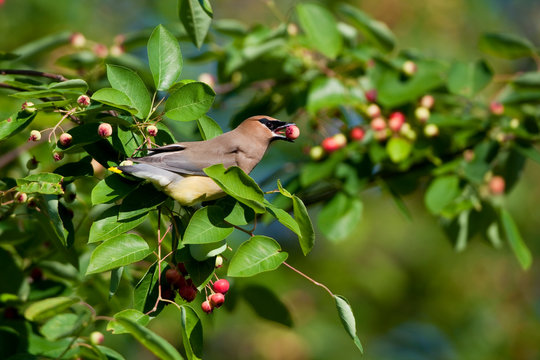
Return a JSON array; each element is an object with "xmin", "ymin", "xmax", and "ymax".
[{"xmin": 0, "ymin": 69, "xmax": 68, "ymax": 82}]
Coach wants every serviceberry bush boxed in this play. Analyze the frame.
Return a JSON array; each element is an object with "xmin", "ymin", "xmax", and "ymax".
[{"xmin": 1, "ymin": 1, "xmax": 539, "ymax": 359}]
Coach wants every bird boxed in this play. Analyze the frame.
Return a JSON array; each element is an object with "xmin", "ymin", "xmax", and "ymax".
[{"xmin": 109, "ymin": 115, "xmax": 297, "ymax": 206}]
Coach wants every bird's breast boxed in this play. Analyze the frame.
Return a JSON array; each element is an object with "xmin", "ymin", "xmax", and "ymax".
[{"xmin": 164, "ymin": 176, "xmax": 224, "ymax": 206}]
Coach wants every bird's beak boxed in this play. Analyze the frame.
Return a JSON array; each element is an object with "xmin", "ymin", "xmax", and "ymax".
[{"xmin": 271, "ymin": 122, "xmax": 296, "ymax": 142}]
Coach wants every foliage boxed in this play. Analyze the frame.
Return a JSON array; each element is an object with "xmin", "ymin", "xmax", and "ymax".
[{"xmin": 1, "ymin": 0, "xmax": 539, "ymax": 358}]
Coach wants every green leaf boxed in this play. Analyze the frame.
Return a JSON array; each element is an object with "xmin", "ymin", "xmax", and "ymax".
[
  {"xmin": 16, "ymin": 172, "xmax": 64, "ymax": 195},
  {"xmin": 306, "ymin": 77, "xmax": 362, "ymax": 114},
  {"xmin": 54, "ymin": 156, "xmax": 94, "ymax": 181},
  {"xmin": 43, "ymin": 194, "xmax": 71, "ymax": 247},
  {"xmin": 115, "ymin": 317, "xmax": 184, "ymax": 360},
  {"xmin": 334, "ymin": 295, "xmax": 364, "ymax": 353},
  {"xmin": 109, "ymin": 267, "xmax": 124, "ymax": 298},
  {"xmin": 106, "ymin": 65, "xmax": 152, "ymax": 118},
  {"xmin": 242, "ymin": 284, "xmax": 293, "ymax": 327},
  {"xmin": 91, "ymin": 174, "xmax": 138, "ymax": 205},
  {"xmin": 424, "ymin": 175, "xmax": 461, "ymax": 215},
  {"xmin": 179, "ymin": 0, "xmax": 212, "ymax": 48},
  {"xmin": 377, "ymin": 60, "xmax": 446, "ymax": 108},
  {"xmin": 386, "ymin": 137, "xmax": 412, "ymax": 163},
  {"xmin": 219, "ymin": 198, "xmax": 254, "ymax": 226},
  {"xmin": 134, "ymin": 263, "xmax": 163, "ymax": 314},
  {"xmin": 49, "ymin": 78, "xmax": 88, "ymax": 92},
  {"xmin": 108, "ymin": 309, "xmax": 150, "ymax": 334},
  {"xmin": 479, "ymin": 33, "xmax": 535, "ymax": 59},
  {"xmin": 24, "ymin": 296, "xmax": 77, "ymax": 322},
  {"xmin": 96, "ymin": 346, "xmax": 127, "ymax": 360},
  {"xmin": 91, "ymin": 88, "xmax": 138, "ymax": 114},
  {"xmin": 204, "ymin": 164, "xmax": 266, "ymax": 213},
  {"xmin": 197, "ymin": 115, "xmax": 222, "ymax": 140},
  {"xmin": 339, "ymin": 3, "xmax": 395, "ymax": 52},
  {"xmin": 86, "ymin": 234, "xmax": 153, "ymax": 274},
  {"xmin": 318, "ymin": 192, "xmax": 363, "ymax": 242},
  {"xmin": 118, "ymin": 183, "xmax": 168, "ymax": 220},
  {"xmin": 265, "ymin": 201, "xmax": 300, "ymax": 236},
  {"xmin": 89, "ymin": 206, "xmax": 147, "ymax": 243},
  {"xmin": 40, "ymin": 313, "xmax": 83, "ymax": 341},
  {"xmin": 0, "ymin": 111, "xmax": 36, "ymax": 142},
  {"xmin": 296, "ymin": 3, "xmax": 342, "ymax": 59},
  {"xmin": 183, "ymin": 206, "xmax": 233, "ymax": 244},
  {"xmin": 180, "ymin": 306, "xmax": 203, "ymax": 360},
  {"xmin": 513, "ymin": 71, "xmax": 540, "ymax": 87},
  {"xmin": 183, "ymin": 253, "xmax": 215, "ymax": 290},
  {"xmin": 500, "ymin": 209, "xmax": 532, "ymax": 270},
  {"xmin": 228, "ymin": 236, "xmax": 288, "ymax": 277},
  {"xmin": 447, "ymin": 60, "xmax": 493, "ymax": 97},
  {"xmin": 148, "ymin": 25, "xmax": 183, "ymax": 91},
  {"xmin": 189, "ymin": 241, "xmax": 227, "ymax": 261},
  {"xmin": 165, "ymin": 82, "xmax": 215, "ymax": 122},
  {"xmin": 513, "ymin": 144, "xmax": 540, "ymax": 165},
  {"xmin": 292, "ymin": 195, "xmax": 315, "ymax": 255}
]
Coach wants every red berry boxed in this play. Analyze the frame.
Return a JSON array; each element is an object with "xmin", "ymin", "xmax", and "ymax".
[
  {"xmin": 59, "ymin": 133, "xmax": 72, "ymax": 147},
  {"xmin": 177, "ymin": 262, "xmax": 188, "ymax": 276},
  {"xmin": 370, "ymin": 117, "xmax": 386, "ymax": 131},
  {"xmin": 98, "ymin": 123, "xmax": 113, "ymax": 138},
  {"xmin": 201, "ymin": 300, "xmax": 213, "ymax": 314},
  {"xmin": 490, "ymin": 101, "xmax": 504, "ymax": 115},
  {"xmin": 285, "ymin": 125, "xmax": 300, "ymax": 140},
  {"xmin": 321, "ymin": 137, "xmax": 340, "ymax": 153},
  {"xmin": 30, "ymin": 267, "xmax": 43, "ymax": 282},
  {"xmin": 213, "ymin": 279, "xmax": 230, "ymax": 294},
  {"xmin": 365, "ymin": 89, "xmax": 377, "ymax": 103},
  {"xmin": 15, "ymin": 192, "xmax": 27, "ymax": 203},
  {"xmin": 350, "ymin": 127, "xmax": 365, "ymax": 141},
  {"xmin": 210, "ymin": 293, "xmax": 225, "ymax": 308},
  {"xmin": 178, "ymin": 284, "xmax": 197, "ymax": 302},
  {"xmin": 3, "ymin": 307, "xmax": 18, "ymax": 319},
  {"xmin": 489, "ymin": 176, "xmax": 505, "ymax": 195},
  {"xmin": 165, "ymin": 268, "xmax": 186, "ymax": 289},
  {"xmin": 388, "ymin": 112, "xmax": 405, "ymax": 132},
  {"xmin": 93, "ymin": 43, "xmax": 108, "ymax": 58},
  {"xmin": 161, "ymin": 288, "xmax": 176, "ymax": 301}
]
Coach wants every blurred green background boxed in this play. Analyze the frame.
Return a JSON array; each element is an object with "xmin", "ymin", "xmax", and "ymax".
[{"xmin": 1, "ymin": 1, "xmax": 539, "ymax": 359}]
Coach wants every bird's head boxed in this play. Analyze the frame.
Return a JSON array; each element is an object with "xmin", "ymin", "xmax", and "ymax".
[{"xmin": 240, "ymin": 115, "xmax": 297, "ymax": 142}]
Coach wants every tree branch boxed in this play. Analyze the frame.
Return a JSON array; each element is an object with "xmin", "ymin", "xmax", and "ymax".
[{"xmin": 0, "ymin": 69, "xmax": 68, "ymax": 82}]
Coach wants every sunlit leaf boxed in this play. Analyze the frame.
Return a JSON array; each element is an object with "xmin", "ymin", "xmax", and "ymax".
[
  {"xmin": 148, "ymin": 25, "xmax": 183, "ymax": 91},
  {"xmin": 297, "ymin": 3, "xmax": 342, "ymax": 59},
  {"xmin": 500, "ymin": 208, "xmax": 532, "ymax": 270},
  {"xmin": 334, "ymin": 295, "xmax": 364, "ymax": 353},
  {"xmin": 86, "ymin": 234, "xmax": 153, "ymax": 274},
  {"xmin": 228, "ymin": 236, "xmax": 288, "ymax": 277}
]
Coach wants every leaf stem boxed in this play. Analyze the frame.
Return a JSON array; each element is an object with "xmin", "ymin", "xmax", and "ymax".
[{"xmin": 282, "ymin": 261, "xmax": 334, "ymax": 297}]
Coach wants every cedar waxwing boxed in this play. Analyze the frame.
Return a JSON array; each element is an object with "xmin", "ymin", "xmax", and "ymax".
[{"xmin": 110, "ymin": 116, "xmax": 296, "ymax": 206}]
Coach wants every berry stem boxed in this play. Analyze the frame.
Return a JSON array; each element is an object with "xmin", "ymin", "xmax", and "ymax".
[{"xmin": 282, "ymin": 261, "xmax": 334, "ymax": 297}]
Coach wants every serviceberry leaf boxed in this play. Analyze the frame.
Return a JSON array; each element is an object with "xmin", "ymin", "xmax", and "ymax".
[
  {"xmin": 334, "ymin": 295, "xmax": 364, "ymax": 354},
  {"xmin": 228, "ymin": 236, "xmax": 288, "ymax": 277}
]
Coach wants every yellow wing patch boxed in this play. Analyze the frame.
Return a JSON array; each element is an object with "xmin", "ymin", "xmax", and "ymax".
[{"xmin": 108, "ymin": 166, "xmax": 123, "ymax": 174}]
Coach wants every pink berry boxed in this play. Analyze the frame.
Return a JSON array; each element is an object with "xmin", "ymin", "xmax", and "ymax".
[
  {"xmin": 90, "ymin": 331, "xmax": 104, "ymax": 345},
  {"xmin": 198, "ymin": 73, "xmax": 216, "ymax": 88},
  {"xmin": 370, "ymin": 117, "xmax": 386, "ymax": 131},
  {"xmin": 29, "ymin": 130, "xmax": 41, "ymax": 142},
  {"xmin": 388, "ymin": 112, "xmax": 405, "ymax": 132},
  {"xmin": 110, "ymin": 44, "xmax": 124, "ymax": 57},
  {"xmin": 213, "ymin": 279, "xmax": 230, "ymax": 294},
  {"xmin": 53, "ymin": 152, "xmax": 64, "ymax": 162},
  {"xmin": 402, "ymin": 60, "xmax": 417, "ymax": 76},
  {"xmin": 70, "ymin": 32, "xmax": 86, "ymax": 48},
  {"xmin": 420, "ymin": 95, "xmax": 435, "ymax": 109},
  {"xmin": 350, "ymin": 127, "xmax": 365, "ymax": 141},
  {"xmin": 365, "ymin": 89, "xmax": 377, "ymax": 103},
  {"xmin": 77, "ymin": 95, "xmax": 91, "ymax": 107},
  {"xmin": 210, "ymin": 293, "xmax": 225, "ymax": 308},
  {"xmin": 93, "ymin": 44, "xmax": 108, "ymax": 58},
  {"xmin": 490, "ymin": 101, "xmax": 504, "ymax": 115},
  {"xmin": 59, "ymin": 133, "xmax": 72, "ymax": 147},
  {"xmin": 366, "ymin": 104, "xmax": 381, "ymax": 118},
  {"xmin": 201, "ymin": 300, "xmax": 213, "ymax": 314},
  {"xmin": 489, "ymin": 176, "xmax": 505, "ymax": 195},
  {"xmin": 147, "ymin": 125, "xmax": 158, "ymax": 137},
  {"xmin": 22, "ymin": 102, "xmax": 36, "ymax": 113},
  {"xmin": 285, "ymin": 125, "xmax": 300, "ymax": 140},
  {"xmin": 321, "ymin": 137, "xmax": 339, "ymax": 153},
  {"xmin": 98, "ymin": 123, "xmax": 113, "ymax": 138},
  {"xmin": 15, "ymin": 192, "xmax": 27, "ymax": 203}
]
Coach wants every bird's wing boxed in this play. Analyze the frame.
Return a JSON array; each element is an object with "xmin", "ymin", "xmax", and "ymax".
[{"xmin": 131, "ymin": 142, "xmax": 239, "ymax": 176}]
